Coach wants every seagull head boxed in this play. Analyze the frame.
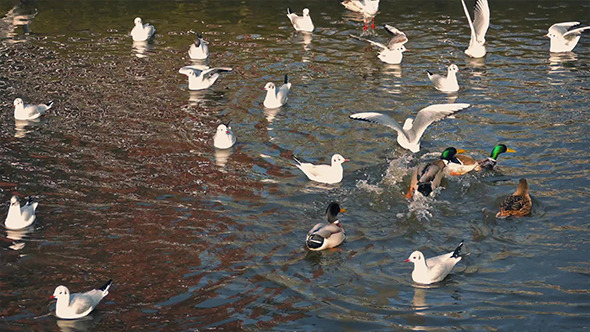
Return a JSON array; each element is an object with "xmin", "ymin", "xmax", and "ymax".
[
  {"xmin": 331, "ymin": 154, "xmax": 349, "ymax": 165},
  {"xmin": 50, "ymin": 285, "xmax": 70, "ymax": 301},
  {"xmin": 217, "ymin": 124, "xmax": 231, "ymax": 134},
  {"xmin": 302, "ymin": 8, "xmax": 310, "ymax": 16},
  {"xmin": 134, "ymin": 17, "xmax": 143, "ymax": 26},
  {"xmin": 13, "ymin": 98, "xmax": 23, "ymax": 107},
  {"xmin": 10, "ymin": 196, "xmax": 19, "ymax": 206},
  {"xmin": 404, "ymin": 250, "xmax": 424, "ymax": 264},
  {"xmin": 263, "ymin": 82, "xmax": 275, "ymax": 91},
  {"xmin": 448, "ymin": 64, "xmax": 459, "ymax": 73}
]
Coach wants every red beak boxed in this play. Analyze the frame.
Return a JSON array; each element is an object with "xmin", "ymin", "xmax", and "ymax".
[
  {"xmin": 403, "ymin": 259, "xmax": 410, "ymax": 263},
  {"xmin": 49, "ymin": 295, "xmax": 56, "ymax": 299},
  {"xmin": 344, "ymin": 159, "xmax": 350, "ymax": 162},
  {"xmin": 226, "ymin": 131, "xmax": 230, "ymax": 134}
]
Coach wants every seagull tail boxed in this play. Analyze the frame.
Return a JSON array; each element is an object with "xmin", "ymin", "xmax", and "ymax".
[
  {"xmin": 284, "ymin": 75, "xmax": 289, "ymax": 84},
  {"xmin": 46, "ymin": 101, "xmax": 54, "ymax": 109},
  {"xmin": 287, "ymin": 8, "xmax": 292, "ymax": 15},
  {"xmin": 451, "ymin": 241, "xmax": 464, "ymax": 259},
  {"xmin": 426, "ymin": 70, "xmax": 433, "ymax": 77},
  {"xmin": 99, "ymin": 279, "xmax": 113, "ymax": 296},
  {"xmin": 293, "ymin": 156, "xmax": 302, "ymax": 165}
]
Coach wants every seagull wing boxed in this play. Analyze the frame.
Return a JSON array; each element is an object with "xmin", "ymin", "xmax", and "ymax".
[
  {"xmin": 349, "ymin": 112, "xmax": 408, "ymax": 140},
  {"xmin": 563, "ymin": 26, "xmax": 590, "ymax": 40},
  {"xmin": 383, "ymin": 25, "xmax": 408, "ymax": 48},
  {"xmin": 549, "ymin": 22, "xmax": 580, "ymax": 36},
  {"xmin": 461, "ymin": 0, "xmax": 477, "ymax": 42},
  {"xmin": 472, "ymin": 0, "xmax": 490, "ymax": 43},
  {"xmin": 349, "ymin": 34, "xmax": 387, "ymax": 50},
  {"xmin": 407, "ymin": 103, "xmax": 470, "ymax": 143},
  {"xmin": 178, "ymin": 65, "xmax": 204, "ymax": 76},
  {"xmin": 202, "ymin": 67, "xmax": 233, "ymax": 79}
]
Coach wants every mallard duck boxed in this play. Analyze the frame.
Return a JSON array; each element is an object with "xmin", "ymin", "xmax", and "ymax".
[
  {"xmin": 478, "ymin": 144, "xmax": 516, "ymax": 170},
  {"xmin": 496, "ymin": 178, "xmax": 532, "ymax": 218},
  {"xmin": 441, "ymin": 147, "xmax": 481, "ymax": 176},
  {"xmin": 306, "ymin": 202, "xmax": 346, "ymax": 251},
  {"xmin": 405, "ymin": 241, "xmax": 463, "ymax": 284},
  {"xmin": 406, "ymin": 159, "xmax": 446, "ymax": 199}
]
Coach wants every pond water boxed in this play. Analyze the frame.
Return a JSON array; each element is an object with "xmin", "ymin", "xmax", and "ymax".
[{"xmin": 0, "ymin": 0, "xmax": 589, "ymax": 330}]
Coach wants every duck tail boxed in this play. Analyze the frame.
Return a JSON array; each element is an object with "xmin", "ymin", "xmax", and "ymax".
[
  {"xmin": 417, "ymin": 182, "xmax": 433, "ymax": 197},
  {"xmin": 451, "ymin": 241, "xmax": 464, "ymax": 258},
  {"xmin": 306, "ymin": 234, "xmax": 324, "ymax": 250}
]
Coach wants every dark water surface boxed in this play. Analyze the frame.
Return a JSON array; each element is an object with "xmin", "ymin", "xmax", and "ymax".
[{"xmin": 1, "ymin": 0, "xmax": 589, "ymax": 330}]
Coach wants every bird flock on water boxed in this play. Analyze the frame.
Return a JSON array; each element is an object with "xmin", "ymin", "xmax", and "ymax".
[{"xmin": 5, "ymin": 0, "xmax": 588, "ymax": 319}]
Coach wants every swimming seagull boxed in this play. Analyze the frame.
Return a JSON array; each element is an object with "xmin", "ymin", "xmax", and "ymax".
[
  {"xmin": 546, "ymin": 22, "xmax": 590, "ymax": 53},
  {"xmin": 263, "ymin": 75, "xmax": 291, "ymax": 108},
  {"xmin": 294, "ymin": 154, "xmax": 349, "ymax": 184},
  {"xmin": 286, "ymin": 8, "xmax": 314, "ymax": 32},
  {"xmin": 427, "ymin": 64, "xmax": 460, "ymax": 92},
  {"xmin": 341, "ymin": 0, "xmax": 380, "ymax": 30},
  {"xmin": 188, "ymin": 32, "xmax": 209, "ymax": 60},
  {"xmin": 306, "ymin": 202, "xmax": 346, "ymax": 251},
  {"xmin": 130, "ymin": 17, "xmax": 155, "ymax": 42},
  {"xmin": 349, "ymin": 24, "xmax": 408, "ymax": 64},
  {"xmin": 349, "ymin": 103, "xmax": 470, "ymax": 153},
  {"xmin": 178, "ymin": 65, "xmax": 232, "ymax": 90},
  {"xmin": 461, "ymin": 0, "xmax": 490, "ymax": 58},
  {"xmin": 13, "ymin": 98, "xmax": 52, "ymax": 120},
  {"xmin": 51, "ymin": 280, "xmax": 113, "ymax": 319},
  {"xmin": 405, "ymin": 241, "xmax": 464, "ymax": 285},
  {"xmin": 4, "ymin": 196, "xmax": 37, "ymax": 230},
  {"xmin": 213, "ymin": 123, "xmax": 236, "ymax": 149}
]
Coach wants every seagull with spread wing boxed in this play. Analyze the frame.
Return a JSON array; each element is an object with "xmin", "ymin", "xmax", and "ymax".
[
  {"xmin": 461, "ymin": 0, "xmax": 490, "ymax": 58},
  {"xmin": 349, "ymin": 24, "xmax": 408, "ymax": 64},
  {"xmin": 349, "ymin": 103, "xmax": 470, "ymax": 153},
  {"xmin": 546, "ymin": 22, "xmax": 590, "ymax": 53}
]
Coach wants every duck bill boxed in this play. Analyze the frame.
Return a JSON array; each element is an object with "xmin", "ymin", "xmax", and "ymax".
[
  {"xmin": 507, "ymin": 148, "xmax": 516, "ymax": 153},
  {"xmin": 340, "ymin": 208, "xmax": 347, "ymax": 213},
  {"xmin": 456, "ymin": 149, "xmax": 466, "ymax": 154}
]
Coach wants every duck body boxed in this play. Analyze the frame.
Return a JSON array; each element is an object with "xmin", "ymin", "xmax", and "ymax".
[
  {"xmin": 497, "ymin": 178, "xmax": 532, "ymax": 218},
  {"xmin": 306, "ymin": 202, "xmax": 346, "ymax": 251},
  {"xmin": 51, "ymin": 280, "xmax": 112, "ymax": 319},
  {"xmin": 408, "ymin": 159, "xmax": 446, "ymax": 199},
  {"xmin": 444, "ymin": 153, "xmax": 481, "ymax": 176},
  {"xmin": 4, "ymin": 196, "xmax": 37, "ymax": 230},
  {"xmin": 405, "ymin": 241, "xmax": 463, "ymax": 285},
  {"xmin": 478, "ymin": 144, "xmax": 516, "ymax": 170}
]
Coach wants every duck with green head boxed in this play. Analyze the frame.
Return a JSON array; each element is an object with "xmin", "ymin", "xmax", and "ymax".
[
  {"xmin": 440, "ymin": 147, "xmax": 481, "ymax": 176},
  {"xmin": 407, "ymin": 147, "xmax": 463, "ymax": 199},
  {"xmin": 478, "ymin": 144, "xmax": 516, "ymax": 170}
]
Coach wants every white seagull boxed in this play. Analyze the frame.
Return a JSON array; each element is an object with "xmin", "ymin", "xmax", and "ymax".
[
  {"xmin": 4, "ymin": 196, "xmax": 37, "ymax": 230},
  {"xmin": 295, "ymin": 154, "xmax": 349, "ymax": 184},
  {"xmin": 179, "ymin": 65, "xmax": 232, "ymax": 91},
  {"xmin": 349, "ymin": 24, "xmax": 408, "ymax": 64},
  {"xmin": 306, "ymin": 202, "xmax": 346, "ymax": 251},
  {"xmin": 51, "ymin": 279, "xmax": 112, "ymax": 319},
  {"xmin": 341, "ymin": 0, "xmax": 380, "ymax": 30},
  {"xmin": 461, "ymin": 0, "xmax": 490, "ymax": 58},
  {"xmin": 263, "ymin": 75, "xmax": 291, "ymax": 108},
  {"xmin": 546, "ymin": 22, "xmax": 590, "ymax": 53},
  {"xmin": 405, "ymin": 241, "xmax": 463, "ymax": 285},
  {"xmin": 188, "ymin": 32, "xmax": 209, "ymax": 60},
  {"xmin": 213, "ymin": 123, "xmax": 236, "ymax": 149},
  {"xmin": 427, "ymin": 64, "xmax": 460, "ymax": 93},
  {"xmin": 286, "ymin": 8, "xmax": 314, "ymax": 32},
  {"xmin": 349, "ymin": 103, "xmax": 470, "ymax": 153},
  {"xmin": 13, "ymin": 98, "xmax": 52, "ymax": 120},
  {"xmin": 130, "ymin": 17, "xmax": 155, "ymax": 42}
]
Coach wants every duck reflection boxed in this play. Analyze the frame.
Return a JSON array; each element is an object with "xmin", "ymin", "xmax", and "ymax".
[{"xmin": 132, "ymin": 40, "xmax": 153, "ymax": 58}]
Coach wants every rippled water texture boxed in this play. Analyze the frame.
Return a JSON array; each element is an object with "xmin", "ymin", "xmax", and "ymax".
[{"xmin": 1, "ymin": 0, "xmax": 589, "ymax": 330}]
